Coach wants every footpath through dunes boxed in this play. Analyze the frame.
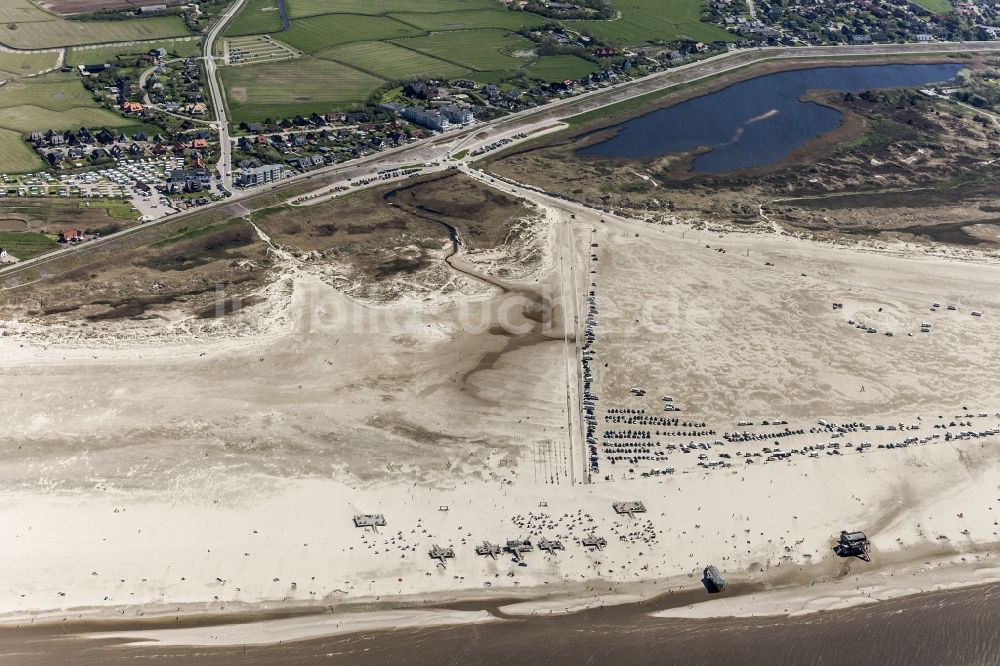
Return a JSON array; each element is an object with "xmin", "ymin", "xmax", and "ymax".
[
  {"xmin": 381, "ymin": 171, "xmax": 535, "ymax": 292},
  {"xmin": 247, "ymin": 170, "xmax": 546, "ymax": 304}
]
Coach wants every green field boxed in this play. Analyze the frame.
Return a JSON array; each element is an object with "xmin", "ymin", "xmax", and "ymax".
[
  {"xmin": 0, "ymin": 129, "xmax": 45, "ymax": 174},
  {"xmin": 282, "ymin": 13, "xmax": 424, "ymax": 53},
  {"xmin": 0, "ymin": 231, "xmax": 59, "ymax": 259},
  {"xmin": 0, "ymin": 0, "xmax": 58, "ymax": 24},
  {"xmin": 319, "ymin": 41, "xmax": 470, "ymax": 80},
  {"xmin": 223, "ymin": 57, "xmax": 386, "ymax": 121},
  {"xmin": 568, "ymin": 0, "xmax": 736, "ymax": 45},
  {"xmin": 526, "ymin": 55, "xmax": 600, "ymax": 82},
  {"xmin": 392, "ymin": 29, "xmax": 534, "ymax": 72},
  {"xmin": 0, "ymin": 50, "xmax": 60, "ymax": 80},
  {"xmin": 910, "ymin": 0, "xmax": 953, "ymax": 12},
  {"xmin": 391, "ymin": 9, "xmax": 543, "ymax": 32},
  {"xmin": 66, "ymin": 38, "xmax": 201, "ymax": 66},
  {"xmin": 225, "ymin": 0, "xmax": 285, "ymax": 37},
  {"xmin": 1, "ymin": 2, "xmax": 192, "ymax": 49},
  {"xmin": 0, "ymin": 74, "xmax": 102, "ymax": 111},
  {"xmin": 222, "ymin": 0, "xmax": 741, "ymax": 119},
  {"xmin": 0, "ymin": 73, "xmax": 137, "ymax": 170},
  {"xmin": 0, "ymin": 106, "xmax": 136, "ymax": 133},
  {"xmin": 286, "ymin": 0, "xmax": 499, "ymax": 20}
]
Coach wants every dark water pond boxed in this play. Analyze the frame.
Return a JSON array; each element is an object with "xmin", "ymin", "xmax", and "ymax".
[{"xmin": 577, "ymin": 63, "xmax": 964, "ymax": 173}]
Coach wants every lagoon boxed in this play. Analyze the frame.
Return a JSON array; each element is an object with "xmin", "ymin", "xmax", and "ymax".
[{"xmin": 577, "ymin": 63, "xmax": 964, "ymax": 173}]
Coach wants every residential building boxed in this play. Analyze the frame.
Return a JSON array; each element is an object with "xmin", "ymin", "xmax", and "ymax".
[
  {"xmin": 439, "ymin": 105, "xmax": 474, "ymax": 125},
  {"xmin": 236, "ymin": 163, "xmax": 285, "ymax": 187},
  {"xmin": 166, "ymin": 168, "xmax": 211, "ymax": 194},
  {"xmin": 401, "ymin": 107, "xmax": 451, "ymax": 131}
]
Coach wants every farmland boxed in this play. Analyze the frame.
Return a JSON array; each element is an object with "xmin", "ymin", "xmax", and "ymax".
[
  {"xmin": 225, "ymin": 0, "xmax": 284, "ymax": 37},
  {"xmin": 0, "ymin": 0, "xmax": 192, "ymax": 49},
  {"xmin": 0, "ymin": 231, "xmax": 59, "ymax": 259},
  {"xmin": 34, "ymin": 0, "xmax": 183, "ymax": 15},
  {"xmin": 566, "ymin": 0, "xmax": 737, "ymax": 45},
  {"xmin": 282, "ymin": 14, "xmax": 423, "ymax": 53},
  {"xmin": 65, "ymin": 38, "xmax": 201, "ymax": 66},
  {"xmin": 392, "ymin": 9, "xmax": 544, "ymax": 32},
  {"xmin": 0, "ymin": 74, "xmax": 101, "ymax": 111},
  {"xmin": 223, "ymin": 57, "xmax": 386, "ymax": 122},
  {"xmin": 319, "ymin": 41, "xmax": 469, "ymax": 81},
  {"xmin": 269, "ymin": 0, "xmax": 735, "ymax": 49},
  {"xmin": 219, "ymin": 0, "xmax": 738, "ymax": 119},
  {"xmin": 0, "ymin": 106, "xmax": 134, "ymax": 133},
  {"xmin": 525, "ymin": 55, "xmax": 600, "ymax": 82},
  {"xmin": 0, "ymin": 72, "xmax": 135, "ymax": 157},
  {"xmin": 285, "ymin": 0, "xmax": 500, "ymax": 20},
  {"xmin": 392, "ymin": 29, "xmax": 534, "ymax": 72},
  {"xmin": 0, "ymin": 0, "xmax": 55, "ymax": 24},
  {"xmin": 0, "ymin": 198, "xmax": 136, "ymax": 226},
  {"xmin": 0, "ymin": 129, "xmax": 45, "ymax": 174},
  {"xmin": 0, "ymin": 50, "xmax": 60, "ymax": 80}
]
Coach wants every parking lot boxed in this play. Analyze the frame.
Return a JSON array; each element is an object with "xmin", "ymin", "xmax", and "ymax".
[{"xmin": 1, "ymin": 156, "xmax": 188, "ymax": 221}]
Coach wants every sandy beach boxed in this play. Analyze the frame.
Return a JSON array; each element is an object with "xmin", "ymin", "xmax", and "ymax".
[{"xmin": 2, "ymin": 181, "xmax": 1000, "ymax": 647}]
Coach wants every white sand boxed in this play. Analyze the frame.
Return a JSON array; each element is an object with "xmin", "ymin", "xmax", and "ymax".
[
  {"xmin": 84, "ymin": 609, "xmax": 498, "ymax": 647},
  {"xmin": 2, "ymin": 190, "xmax": 1000, "ymax": 634},
  {"xmin": 499, "ymin": 592, "xmax": 646, "ymax": 616},
  {"xmin": 653, "ymin": 560, "xmax": 1000, "ymax": 619},
  {"xmin": 1, "ymin": 439, "xmax": 997, "ymax": 620}
]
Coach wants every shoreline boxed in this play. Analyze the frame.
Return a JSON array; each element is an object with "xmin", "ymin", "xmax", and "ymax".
[
  {"xmin": 654, "ymin": 557, "xmax": 1000, "ymax": 620},
  {"xmin": 2, "ymin": 218, "xmax": 1000, "ymax": 638},
  {"xmin": 3, "ymin": 547, "xmax": 998, "ymax": 646}
]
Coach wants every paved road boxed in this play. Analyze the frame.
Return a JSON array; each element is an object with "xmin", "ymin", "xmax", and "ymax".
[
  {"xmin": 203, "ymin": 0, "xmax": 249, "ymax": 193},
  {"xmin": 6, "ymin": 39, "xmax": 1000, "ymax": 280}
]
